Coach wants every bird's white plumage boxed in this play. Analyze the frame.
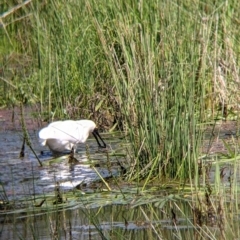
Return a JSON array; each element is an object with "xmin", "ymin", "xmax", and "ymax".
[{"xmin": 39, "ymin": 120, "xmax": 97, "ymax": 153}]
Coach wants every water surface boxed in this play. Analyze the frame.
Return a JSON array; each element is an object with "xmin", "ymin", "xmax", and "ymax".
[{"xmin": 0, "ymin": 129, "xmax": 122, "ymax": 201}]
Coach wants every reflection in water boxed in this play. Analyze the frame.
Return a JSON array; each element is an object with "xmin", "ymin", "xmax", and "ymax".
[
  {"xmin": 0, "ymin": 130, "xmax": 236, "ymax": 240},
  {"xmin": 0, "ymin": 200, "xmax": 228, "ymax": 240},
  {"xmin": 0, "ymin": 130, "xmax": 120, "ymax": 200}
]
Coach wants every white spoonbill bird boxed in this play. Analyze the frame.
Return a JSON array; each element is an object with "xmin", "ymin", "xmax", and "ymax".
[{"xmin": 39, "ymin": 120, "xmax": 106, "ymax": 153}]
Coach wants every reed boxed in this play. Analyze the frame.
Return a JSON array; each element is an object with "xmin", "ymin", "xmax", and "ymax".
[
  {"xmin": 87, "ymin": 0, "xmax": 207, "ymax": 181},
  {"xmin": 1, "ymin": 0, "xmax": 240, "ymax": 181},
  {"xmin": 2, "ymin": 2, "xmax": 240, "ymax": 239}
]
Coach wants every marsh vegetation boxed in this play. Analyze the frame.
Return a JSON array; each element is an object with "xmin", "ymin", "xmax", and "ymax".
[{"xmin": 1, "ymin": 0, "xmax": 240, "ymax": 239}]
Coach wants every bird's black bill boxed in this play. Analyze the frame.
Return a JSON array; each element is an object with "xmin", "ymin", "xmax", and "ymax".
[{"xmin": 92, "ymin": 129, "xmax": 106, "ymax": 148}]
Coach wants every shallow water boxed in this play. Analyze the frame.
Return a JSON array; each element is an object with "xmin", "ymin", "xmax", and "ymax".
[
  {"xmin": 0, "ymin": 129, "xmax": 123, "ymax": 201},
  {"xmin": 1, "ymin": 126, "xmax": 239, "ymax": 239},
  {"xmin": 2, "ymin": 196, "xmax": 237, "ymax": 240},
  {"xmin": 0, "ymin": 203, "xmax": 196, "ymax": 240}
]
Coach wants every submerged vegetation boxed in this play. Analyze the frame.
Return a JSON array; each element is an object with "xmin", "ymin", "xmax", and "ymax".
[{"xmin": 1, "ymin": 0, "xmax": 240, "ymax": 239}]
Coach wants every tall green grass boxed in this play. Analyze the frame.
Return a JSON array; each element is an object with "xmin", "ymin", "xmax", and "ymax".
[
  {"xmin": 87, "ymin": 0, "xmax": 207, "ymax": 181},
  {"xmin": 1, "ymin": 0, "xmax": 240, "ymax": 181},
  {"xmin": 86, "ymin": 0, "xmax": 240, "ymax": 180}
]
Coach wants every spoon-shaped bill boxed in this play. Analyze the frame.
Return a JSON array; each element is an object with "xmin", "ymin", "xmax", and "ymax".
[{"xmin": 92, "ymin": 129, "xmax": 106, "ymax": 148}]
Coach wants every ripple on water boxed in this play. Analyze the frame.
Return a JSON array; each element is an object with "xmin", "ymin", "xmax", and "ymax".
[{"xmin": 0, "ymin": 130, "xmax": 121, "ymax": 200}]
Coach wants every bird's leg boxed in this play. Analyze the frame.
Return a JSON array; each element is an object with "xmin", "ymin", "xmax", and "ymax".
[
  {"xmin": 70, "ymin": 147, "xmax": 74, "ymax": 158},
  {"xmin": 68, "ymin": 147, "xmax": 79, "ymax": 164}
]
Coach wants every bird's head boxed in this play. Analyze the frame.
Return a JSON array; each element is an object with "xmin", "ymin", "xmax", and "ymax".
[
  {"xmin": 75, "ymin": 120, "xmax": 96, "ymax": 132},
  {"xmin": 76, "ymin": 120, "xmax": 106, "ymax": 148}
]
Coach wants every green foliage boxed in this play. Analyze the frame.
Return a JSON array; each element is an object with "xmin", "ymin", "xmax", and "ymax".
[
  {"xmin": 87, "ymin": 0, "xmax": 207, "ymax": 180},
  {"xmin": 1, "ymin": 0, "xmax": 240, "ymax": 181}
]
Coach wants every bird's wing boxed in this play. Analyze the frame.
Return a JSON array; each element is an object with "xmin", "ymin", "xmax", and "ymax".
[
  {"xmin": 39, "ymin": 127, "xmax": 54, "ymax": 140},
  {"xmin": 46, "ymin": 139, "xmax": 74, "ymax": 152},
  {"xmin": 39, "ymin": 121, "xmax": 85, "ymax": 143}
]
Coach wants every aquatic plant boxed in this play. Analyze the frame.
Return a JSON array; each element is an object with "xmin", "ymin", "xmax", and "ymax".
[
  {"xmin": 2, "ymin": 0, "xmax": 239, "ymax": 181},
  {"xmin": 1, "ymin": 5, "xmax": 240, "ymax": 239}
]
